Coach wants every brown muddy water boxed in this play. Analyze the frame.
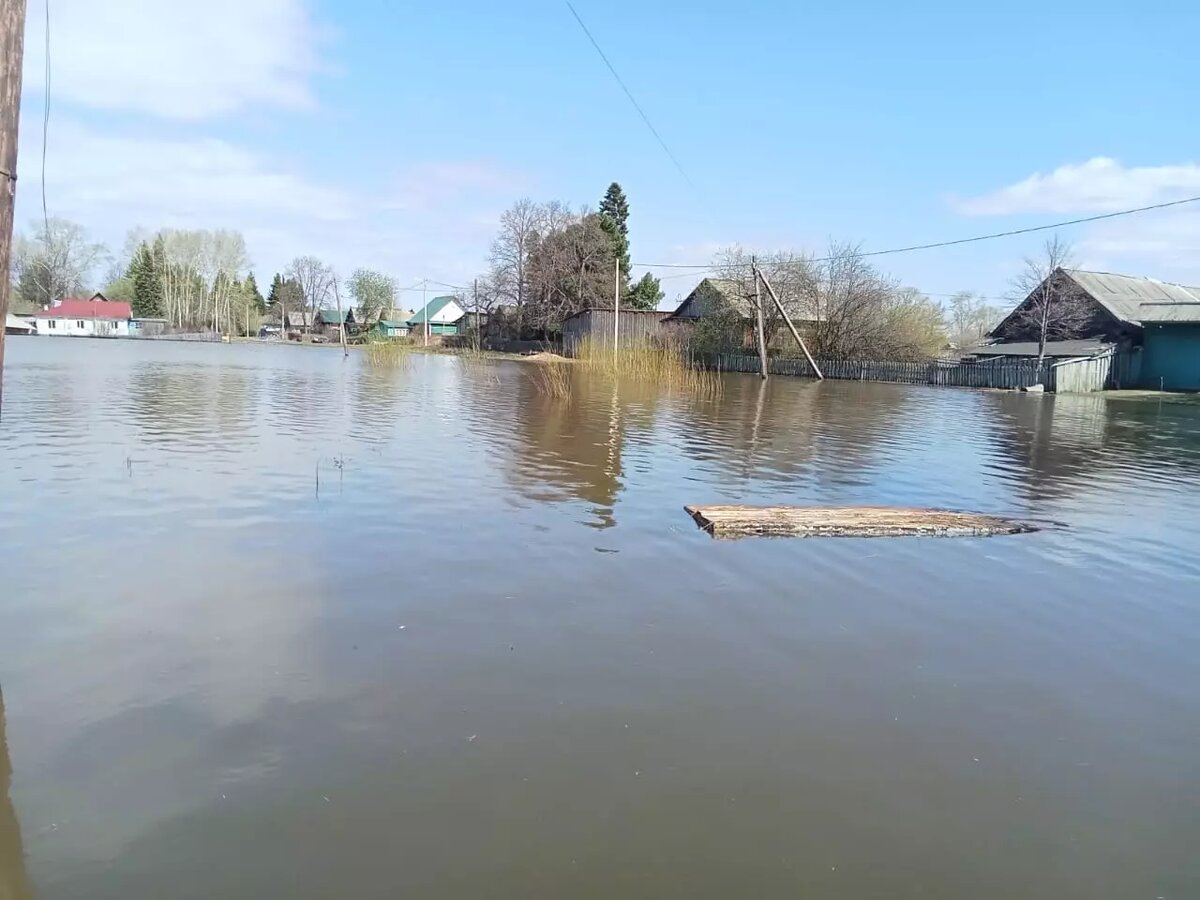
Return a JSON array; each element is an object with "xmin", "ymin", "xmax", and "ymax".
[{"xmin": 1, "ymin": 337, "xmax": 1199, "ymax": 899}]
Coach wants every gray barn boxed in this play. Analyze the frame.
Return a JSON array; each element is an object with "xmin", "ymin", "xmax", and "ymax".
[{"xmin": 562, "ymin": 309, "xmax": 670, "ymax": 357}]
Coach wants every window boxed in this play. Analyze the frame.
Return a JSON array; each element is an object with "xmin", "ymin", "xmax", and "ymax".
[
  {"xmin": 76, "ymin": 320, "xmax": 85, "ymax": 329},
  {"xmin": 48, "ymin": 319, "xmax": 57, "ymax": 329}
]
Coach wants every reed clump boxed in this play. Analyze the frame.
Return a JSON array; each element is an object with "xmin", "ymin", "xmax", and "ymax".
[
  {"xmin": 365, "ymin": 339, "xmax": 412, "ymax": 368},
  {"xmin": 574, "ymin": 337, "xmax": 722, "ymax": 397},
  {"xmin": 525, "ymin": 357, "xmax": 573, "ymax": 399}
]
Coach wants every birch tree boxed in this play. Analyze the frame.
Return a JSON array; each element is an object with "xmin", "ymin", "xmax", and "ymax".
[{"xmin": 1008, "ymin": 235, "xmax": 1094, "ymax": 366}]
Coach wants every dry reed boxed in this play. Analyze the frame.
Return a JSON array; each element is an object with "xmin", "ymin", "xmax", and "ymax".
[
  {"xmin": 574, "ymin": 337, "xmax": 722, "ymax": 397},
  {"xmin": 365, "ymin": 340, "xmax": 412, "ymax": 368},
  {"xmin": 526, "ymin": 359, "xmax": 573, "ymax": 399}
]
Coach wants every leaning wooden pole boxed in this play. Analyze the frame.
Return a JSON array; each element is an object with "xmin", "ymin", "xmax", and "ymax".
[
  {"xmin": 757, "ymin": 267, "xmax": 823, "ymax": 380},
  {"xmin": 751, "ymin": 258, "xmax": 768, "ymax": 380},
  {"xmin": 0, "ymin": 0, "xmax": 27, "ymax": 417},
  {"xmin": 333, "ymin": 279, "xmax": 349, "ymax": 359}
]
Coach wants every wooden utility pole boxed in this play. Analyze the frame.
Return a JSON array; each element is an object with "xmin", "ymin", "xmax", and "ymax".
[
  {"xmin": 333, "ymin": 279, "xmax": 348, "ymax": 358},
  {"xmin": 0, "ymin": 0, "xmax": 28, "ymax": 417},
  {"xmin": 473, "ymin": 277, "xmax": 479, "ymax": 350},
  {"xmin": 757, "ymin": 267, "xmax": 823, "ymax": 380},
  {"xmin": 613, "ymin": 257, "xmax": 620, "ymax": 364},
  {"xmin": 422, "ymin": 280, "xmax": 429, "ymax": 347},
  {"xmin": 751, "ymin": 258, "xmax": 768, "ymax": 380}
]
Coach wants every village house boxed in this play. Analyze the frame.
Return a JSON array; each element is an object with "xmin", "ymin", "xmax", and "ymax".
[
  {"xmin": 33, "ymin": 294, "xmax": 132, "ymax": 337},
  {"xmin": 986, "ymin": 269, "xmax": 1199, "ymax": 355},
  {"xmin": 408, "ymin": 296, "xmax": 466, "ymax": 336},
  {"xmin": 372, "ymin": 308, "xmax": 414, "ymax": 339},
  {"xmin": 983, "ymin": 268, "xmax": 1200, "ymax": 390},
  {"xmin": 284, "ymin": 309, "xmax": 314, "ymax": 335},
  {"xmin": 662, "ymin": 277, "xmax": 818, "ymax": 350},
  {"xmin": 316, "ymin": 307, "xmax": 356, "ymax": 341}
]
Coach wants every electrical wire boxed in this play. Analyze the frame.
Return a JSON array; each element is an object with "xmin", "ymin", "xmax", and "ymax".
[
  {"xmin": 632, "ymin": 194, "xmax": 1200, "ymax": 271},
  {"xmin": 565, "ymin": 1, "xmax": 695, "ymax": 192}
]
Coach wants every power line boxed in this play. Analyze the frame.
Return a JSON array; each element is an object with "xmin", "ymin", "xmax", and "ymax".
[
  {"xmin": 41, "ymin": 0, "xmax": 50, "ymax": 240},
  {"xmin": 632, "ymin": 193, "xmax": 1200, "ymax": 270},
  {"xmin": 565, "ymin": 1, "xmax": 695, "ymax": 191}
]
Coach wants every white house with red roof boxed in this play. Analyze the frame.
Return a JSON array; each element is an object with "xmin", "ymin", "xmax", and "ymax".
[{"xmin": 33, "ymin": 293, "xmax": 133, "ymax": 337}]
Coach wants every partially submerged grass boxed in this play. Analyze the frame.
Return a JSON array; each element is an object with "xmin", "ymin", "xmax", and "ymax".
[
  {"xmin": 365, "ymin": 339, "xmax": 412, "ymax": 368},
  {"xmin": 526, "ymin": 358, "xmax": 573, "ymax": 399},
  {"xmin": 574, "ymin": 337, "xmax": 722, "ymax": 397}
]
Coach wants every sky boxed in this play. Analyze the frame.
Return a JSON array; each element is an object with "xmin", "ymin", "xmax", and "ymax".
[{"xmin": 14, "ymin": 0, "xmax": 1200, "ymax": 308}]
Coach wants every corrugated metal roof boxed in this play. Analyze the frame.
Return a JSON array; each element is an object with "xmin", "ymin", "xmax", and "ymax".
[
  {"xmin": 408, "ymin": 296, "xmax": 460, "ymax": 325},
  {"xmin": 1065, "ymin": 269, "xmax": 1200, "ymax": 323},
  {"xmin": 36, "ymin": 298, "xmax": 133, "ymax": 320},
  {"xmin": 1139, "ymin": 302, "xmax": 1200, "ymax": 323}
]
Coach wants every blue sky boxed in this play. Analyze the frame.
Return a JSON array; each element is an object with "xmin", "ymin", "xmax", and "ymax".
[{"xmin": 16, "ymin": 0, "xmax": 1200, "ymax": 307}]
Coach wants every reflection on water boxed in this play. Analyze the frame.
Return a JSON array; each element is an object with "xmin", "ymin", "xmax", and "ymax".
[
  {"xmin": 0, "ymin": 690, "xmax": 32, "ymax": 900},
  {"xmin": 1, "ymin": 338, "xmax": 1199, "ymax": 899}
]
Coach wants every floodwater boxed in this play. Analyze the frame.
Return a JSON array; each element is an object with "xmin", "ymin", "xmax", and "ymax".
[{"xmin": 1, "ymin": 337, "xmax": 1199, "ymax": 899}]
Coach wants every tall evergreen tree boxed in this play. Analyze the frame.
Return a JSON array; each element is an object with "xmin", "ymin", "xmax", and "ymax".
[
  {"xmin": 244, "ymin": 272, "xmax": 265, "ymax": 312},
  {"xmin": 597, "ymin": 182, "xmax": 661, "ymax": 309},
  {"xmin": 598, "ymin": 183, "xmax": 631, "ymax": 296},
  {"xmin": 599, "ymin": 182, "xmax": 630, "ymax": 234},
  {"xmin": 130, "ymin": 241, "xmax": 163, "ymax": 317},
  {"xmin": 267, "ymin": 272, "xmax": 284, "ymax": 308}
]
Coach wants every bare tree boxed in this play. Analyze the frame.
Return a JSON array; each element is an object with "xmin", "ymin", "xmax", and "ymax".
[
  {"xmin": 945, "ymin": 290, "xmax": 1001, "ymax": 351},
  {"xmin": 287, "ymin": 255, "xmax": 335, "ymax": 329},
  {"xmin": 1008, "ymin": 235, "xmax": 1094, "ymax": 366},
  {"xmin": 489, "ymin": 198, "xmax": 542, "ymax": 315},
  {"xmin": 525, "ymin": 214, "xmax": 614, "ymax": 332},
  {"xmin": 710, "ymin": 246, "xmax": 816, "ymax": 348},
  {"xmin": 13, "ymin": 218, "xmax": 108, "ymax": 308}
]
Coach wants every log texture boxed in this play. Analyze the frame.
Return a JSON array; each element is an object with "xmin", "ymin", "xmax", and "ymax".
[{"xmin": 685, "ymin": 505, "xmax": 1035, "ymax": 539}]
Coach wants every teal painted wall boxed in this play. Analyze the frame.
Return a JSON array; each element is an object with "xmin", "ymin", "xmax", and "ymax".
[{"xmin": 1141, "ymin": 324, "xmax": 1200, "ymax": 391}]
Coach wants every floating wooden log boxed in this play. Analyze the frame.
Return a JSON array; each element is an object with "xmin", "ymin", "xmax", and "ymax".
[{"xmin": 685, "ymin": 505, "xmax": 1036, "ymax": 539}]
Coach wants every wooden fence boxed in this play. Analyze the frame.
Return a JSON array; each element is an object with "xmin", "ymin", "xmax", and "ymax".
[
  {"xmin": 703, "ymin": 354, "xmax": 1052, "ymax": 390},
  {"xmin": 1050, "ymin": 349, "xmax": 1141, "ymax": 392}
]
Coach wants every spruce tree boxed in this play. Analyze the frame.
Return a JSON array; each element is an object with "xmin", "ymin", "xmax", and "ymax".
[
  {"xmin": 598, "ymin": 183, "xmax": 631, "ymax": 294},
  {"xmin": 130, "ymin": 241, "xmax": 163, "ymax": 317},
  {"xmin": 244, "ymin": 273, "xmax": 265, "ymax": 312}
]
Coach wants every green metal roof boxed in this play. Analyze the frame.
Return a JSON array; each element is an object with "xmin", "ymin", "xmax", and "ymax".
[
  {"xmin": 407, "ymin": 296, "xmax": 458, "ymax": 325},
  {"xmin": 318, "ymin": 308, "xmax": 350, "ymax": 323}
]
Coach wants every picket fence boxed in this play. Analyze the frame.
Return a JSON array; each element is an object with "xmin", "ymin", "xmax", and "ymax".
[{"xmin": 703, "ymin": 354, "xmax": 1053, "ymax": 390}]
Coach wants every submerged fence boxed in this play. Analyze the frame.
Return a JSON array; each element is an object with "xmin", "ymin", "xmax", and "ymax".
[{"xmin": 702, "ymin": 354, "xmax": 1053, "ymax": 390}]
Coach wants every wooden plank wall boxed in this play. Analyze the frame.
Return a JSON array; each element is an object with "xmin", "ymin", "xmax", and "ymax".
[
  {"xmin": 562, "ymin": 310, "xmax": 670, "ymax": 356},
  {"xmin": 1051, "ymin": 350, "xmax": 1140, "ymax": 392}
]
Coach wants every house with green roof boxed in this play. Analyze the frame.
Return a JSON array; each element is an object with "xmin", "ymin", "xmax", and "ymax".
[
  {"xmin": 316, "ymin": 307, "xmax": 356, "ymax": 339},
  {"xmin": 408, "ymin": 296, "xmax": 466, "ymax": 336}
]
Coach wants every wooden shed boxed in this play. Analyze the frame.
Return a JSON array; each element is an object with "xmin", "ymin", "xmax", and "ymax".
[{"xmin": 562, "ymin": 308, "xmax": 670, "ymax": 357}]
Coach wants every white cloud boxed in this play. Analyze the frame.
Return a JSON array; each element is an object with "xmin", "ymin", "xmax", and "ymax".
[
  {"xmin": 952, "ymin": 157, "xmax": 1200, "ymax": 216},
  {"xmin": 1078, "ymin": 210, "xmax": 1200, "ymax": 278},
  {"xmin": 22, "ymin": 0, "xmax": 327, "ymax": 119},
  {"xmin": 15, "ymin": 119, "xmax": 523, "ymax": 284}
]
